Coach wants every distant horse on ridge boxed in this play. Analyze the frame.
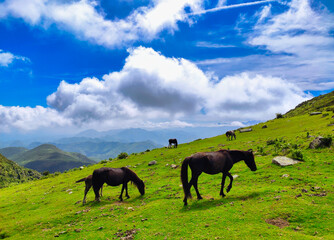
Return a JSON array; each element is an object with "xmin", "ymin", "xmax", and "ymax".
[{"xmin": 168, "ymin": 138, "xmax": 178, "ymax": 148}]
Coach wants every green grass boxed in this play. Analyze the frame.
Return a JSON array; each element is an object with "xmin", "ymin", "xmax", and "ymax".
[{"xmin": 0, "ymin": 113, "xmax": 333, "ymax": 239}]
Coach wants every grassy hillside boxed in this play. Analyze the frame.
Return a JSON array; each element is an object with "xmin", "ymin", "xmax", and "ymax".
[
  {"xmin": 0, "ymin": 147, "xmax": 28, "ymax": 159},
  {"xmin": 0, "ymin": 112, "xmax": 333, "ymax": 239},
  {"xmin": 285, "ymin": 91, "xmax": 334, "ymax": 117},
  {"xmin": 10, "ymin": 144, "xmax": 96, "ymax": 173},
  {"xmin": 0, "ymin": 154, "xmax": 41, "ymax": 188}
]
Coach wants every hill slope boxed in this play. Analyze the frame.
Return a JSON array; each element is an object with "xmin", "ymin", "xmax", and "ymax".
[
  {"xmin": 53, "ymin": 140, "xmax": 162, "ymax": 160},
  {"xmin": 10, "ymin": 144, "xmax": 96, "ymax": 173},
  {"xmin": 285, "ymin": 90, "xmax": 334, "ymax": 117},
  {"xmin": 0, "ymin": 154, "xmax": 41, "ymax": 188},
  {"xmin": 0, "ymin": 147, "xmax": 28, "ymax": 159},
  {"xmin": 0, "ymin": 100, "xmax": 333, "ymax": 239}
]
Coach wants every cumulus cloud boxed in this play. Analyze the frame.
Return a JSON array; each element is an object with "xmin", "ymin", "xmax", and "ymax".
[
  {"xmin": 0, "ymin": 49, "xmax": 29, "ymax": 67},
  {"xmin": 36, "ymin": 47, "xmax": 310, "ymax": 130},
  {"xmin": 0, "ymin": 105, "xmax": 71, "ymax": 132},
  {"xmin": 0, "ymin": 46, "xmax": 310, "ymax": 132},
  {"xmin": 0, "ymin": 0, "xmax": 203, "ymax": 48}
]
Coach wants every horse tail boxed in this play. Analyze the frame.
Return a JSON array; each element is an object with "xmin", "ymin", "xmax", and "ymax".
[
  {"xmin": 76, "ymin": 177, "xmax": 86, "ymax": 183},
  {"xmin": 181, "ymin": 157, "xmax": 191, "ymax": 200},
  {"xmin": 175, "ymin": 140, "xmax": 178, "ymax": 148}
]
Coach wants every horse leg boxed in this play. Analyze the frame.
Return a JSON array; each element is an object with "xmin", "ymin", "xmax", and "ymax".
[
  {"xmin": 226, "ymin": 172, "xmax": 233, "ymax": 193},
  {"xmin": 125, "ymin": 182, "xmax": 130, "ymax": 199},
  {"xmin": 93, "ymin": 184, "xmax": 102, "ymax": 202},
  {"xmin": 119, "ymin": 184, "xmax": 125, "ymax": 201},
  {"xmin": 190, "ymin": 172, "xmax": 202, "ymax": 200},
  {"xmin": 83, "ymin": 183, "xmax": 91, "ymax": 205},
  {"xmin": 100, "ymin": 184, "xmax": 103, "ymax": 197},
  {"xmin": 220, "ymin": 173, "xmax": 227, "ymax": 197}
]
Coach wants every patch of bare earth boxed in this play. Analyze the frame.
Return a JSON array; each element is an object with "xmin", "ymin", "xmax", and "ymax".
[
  {"xmin": 265, "ymin": 218, "xmax": 289, "ymax": 228},
  {"xmin": 115, "ymin": 229, "xmax": 139, "ymax": 240}
]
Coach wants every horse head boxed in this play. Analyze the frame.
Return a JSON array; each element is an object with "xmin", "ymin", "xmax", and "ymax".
[
  {"xmin": 137, "ymin": 179, "xmax": 145, "ymax": 195},
  {"xmin": 245, "ymin": 149, "xmax": 257, "ymax": 171}
]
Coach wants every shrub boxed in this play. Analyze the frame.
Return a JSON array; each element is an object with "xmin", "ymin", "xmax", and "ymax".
[
  {"xmin": 100, "ymin": 160, "xmax": 108, "ymax": 164},
  {"xmin": 256, "ymin": 146, "xmax": 265, "ymax": 155},
  {"xmin": 291, "ymin": 150, "xmax": 304, "ymax": 161},
  {"xmin": 118, "ymin": 152, "xmax": 128, "ymax": 159},
  {"xmin": 321, "ymin": 135, "xmax": 332, "ymax": 147},
  {"xmin": 276, "ymin": 113, "xmax": 284, "ymax": 119},
  {"xmin": 42, "ymin": 171, "xmax": 50, "ymax": 176}
]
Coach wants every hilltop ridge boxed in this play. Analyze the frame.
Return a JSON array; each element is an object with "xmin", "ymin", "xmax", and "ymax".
[{"xmin": 285, "ymin": 90, "xmax": 334, "ymax": 117}]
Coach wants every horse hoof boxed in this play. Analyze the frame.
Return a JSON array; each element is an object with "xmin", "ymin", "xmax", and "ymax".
[{"xmin": 197, "ymin": 196, "xmax": 203, "ymax": 200}]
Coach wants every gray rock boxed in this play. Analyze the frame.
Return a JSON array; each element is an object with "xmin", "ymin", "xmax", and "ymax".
[
  {"xmin": 239, "ymin": 128, "xmax": 252, "ymax": 133},
  {"xmin": 232, "ymin": 174, "xmax": 239, "ymax": 179},
  {"xmin": 309, "ymin": 112, "xmax": 322, "ymax": 115},
  {"xmin": 148, "ymin": 160, "xmax": 157, "ymax": 166},
  {"xmin": 272, "ymin": 156, "xmax": 300, "ymax": 166},
  {"xmin": 309, "ymin": 136, "xmax": 325, "ymax": 149},
  {"xmin": 170, "ymin": 164, "xmax": 178, "ymax": 169},
  {"xmin": 262, "ymin": 125, "xmax": 268, "ymax": 129}
]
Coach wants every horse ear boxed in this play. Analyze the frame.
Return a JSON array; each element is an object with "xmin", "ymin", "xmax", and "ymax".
[{"xmin": 248, "ymin": 149, "xmax": 253, "ymax": 153}]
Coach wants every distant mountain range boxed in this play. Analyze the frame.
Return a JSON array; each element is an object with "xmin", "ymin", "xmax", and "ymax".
[
  {"xmin": 0, "ymin": 153, "xmax": 41, "ymax": 188},
  {"xmin": 0, "ymin": 127, "xmax": 228, "ymax": 149},
  {"xmin": 0, "ymin": 144, "xmax": 96, "ymax": 173}
]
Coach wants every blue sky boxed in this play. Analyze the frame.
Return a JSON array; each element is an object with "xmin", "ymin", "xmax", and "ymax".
[{"xmin": 0, "ymin": 0, "xmax": 334, "ymax": 137}]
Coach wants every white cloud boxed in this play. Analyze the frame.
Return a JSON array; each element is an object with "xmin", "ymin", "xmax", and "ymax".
[
  {"xmin": 0, "ymin": 105, "xmax": 71, "ymax": 132},
  {"xmin": 40, "ymin": 47, "xmax": 310, "ymax": 130},
  {"xmin": 0, "ymin": 49, "xmax": 29, "ymax": 66},
  {"xmin": 247, "ymin": 0, "xmax": 334, "ymax": 89},
  {"xmin": 197, "ymin": 0, "xmax": 334, "ymax": 91},
  {"xmin": 0, "ymin": 0, "xmax": 204, "ymax": 48}
]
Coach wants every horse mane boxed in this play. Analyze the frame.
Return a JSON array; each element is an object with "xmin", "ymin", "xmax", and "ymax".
[{"xmin": 122, "ymin": 167, "xmax": 142, "ymax": 187}]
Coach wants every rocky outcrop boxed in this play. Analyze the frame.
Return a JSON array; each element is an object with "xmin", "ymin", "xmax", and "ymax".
[{"xmin": 272, "ymin": 156, "xmax": 300, "ymax": 166}]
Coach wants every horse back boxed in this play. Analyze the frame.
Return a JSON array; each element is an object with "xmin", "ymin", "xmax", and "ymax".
[
  {"xmin": 189, "ymin": 151, "xmax": 233, "ymax": 174},
  {"xmin": 93, "ymin": 167, "xmax": 126, "ymax": 186}
]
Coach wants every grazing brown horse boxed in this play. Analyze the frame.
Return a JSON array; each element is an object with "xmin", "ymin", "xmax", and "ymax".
[
  {"xmin": 92, "ymin": 167, "xmax": 145, "ymax": 202},
  {"xmin": 181, "ymin": 149, "xmax": 257, "ymax": 206},
  {"xmin": 168, "ymin": 138, "xmax": 178, "ymax": 148},
  {"xmin": 226, "ymin": 130, "xmax": 236, "ymax": 140},
  {"xmin": 76, "ymin": 175, "xmax": 103, "ymax": 205}
]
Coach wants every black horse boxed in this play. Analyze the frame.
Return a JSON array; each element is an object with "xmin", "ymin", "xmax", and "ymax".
[
  {"xmin": 76, "ymin": 175, "xmax": 104, "ymax": 205},
  {"xmin": 226, "ymin": 130, "xmax": 236, "ymax": 140},
  {"xmin": 181, "ymin": 149, "xmax": 257, "ymax": 206},
  {"xmin": 92, "ymin": 167, "xmax": 145, "ymax": 202},
  {"xmin": 168, "ymin": 138, "xmax": 178, "ymax": 148}
]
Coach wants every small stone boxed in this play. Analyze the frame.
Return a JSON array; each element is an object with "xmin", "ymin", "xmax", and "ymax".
[
  {"xmin": 282, "ymin": 174, "xmax": 289, "ymax": 178},
  {"xmin": 141, "ymin": 218, "xmax": 148, "ymax": 222},
  {"xmin": 302, "ymin": 189, "xmax": 308, "ymax": 193},
  {"xmin": 98, "ymin": 227, "xmax": 103, "ymax": 230},
  {"xmin": 171, "ymin": 164, "xmax": 178, "ymax": 169},
  {"xmin": 128, "ymin": 207, "xmax": 134, "ymax": 211},
  {"xmin": 296, "ymin": 194, "xmax": 302, "ymax": 198},
  {"xmin": 148, "ymin": 160, "xmax": 157, "ymax": 166},
  {"xmin": 232, "ymin": 175, "xmax": 239, "ymax": 179}
]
